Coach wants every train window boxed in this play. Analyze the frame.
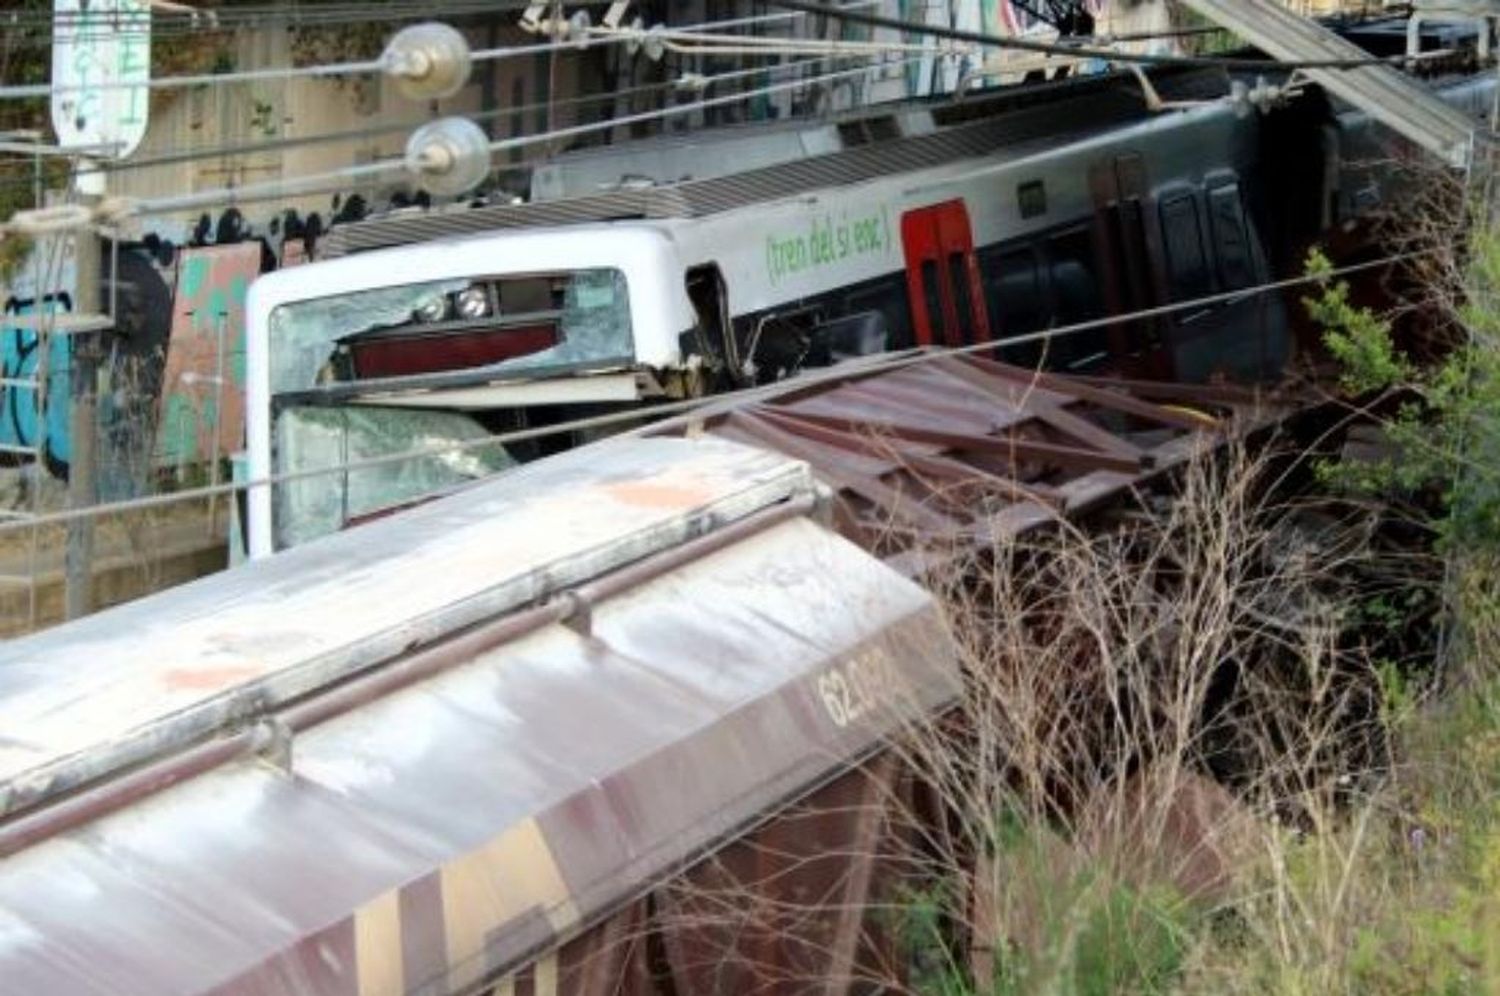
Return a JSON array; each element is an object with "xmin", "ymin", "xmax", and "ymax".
[
  {"xmin": 981, "ymin": 247, "xmax": 1047, "ymax": 335},
  {"xmin": 1046, "ymin": 229, "xmax": 1106, "ymax": 322},
  {"xmin": 1208, "ymin": 184, "xmax": 1255, "ymax": 291},
  {"xmin": 1046, "ymin": 228, "xmax": 1109, "ymax": 368},
  {"xmin": 846, "ymin": 278, "xmax": 912, "ymax": 348},
  {"xmin": 920, "ymin": 259, "xmax": 946, "ymax": 343},
  {"xmin": 948, "ymin": 252, "xmax": 975, "ymax": 342},
  {"xmin": 1160, "ymin": 194, "xmax": 1212, "ymax": 301},
  {"xmin": 685, "ymin": 264, "xmax": 730, "ymax": 362},
  {"xmin": 1018, "ymin": 180, "xmax": 1048, "ymax": 219}
]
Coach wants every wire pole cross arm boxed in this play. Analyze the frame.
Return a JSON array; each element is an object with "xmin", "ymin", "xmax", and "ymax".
[{"xmin": 1, "ymin": 199, "xmax": 136, "ymax": 236}]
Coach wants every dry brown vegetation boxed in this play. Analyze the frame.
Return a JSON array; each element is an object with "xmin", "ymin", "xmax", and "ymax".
[{"xmin": 619, "ymin": 429, "xmax": 1496, "ymax": 995}]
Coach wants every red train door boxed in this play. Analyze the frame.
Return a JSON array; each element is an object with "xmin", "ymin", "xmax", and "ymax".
[{"xmin": 901, "ymin": 200, "xmax": 991, "ymax": 348}]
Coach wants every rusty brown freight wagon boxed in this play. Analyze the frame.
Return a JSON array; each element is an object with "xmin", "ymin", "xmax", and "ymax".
[{"xmin": 0, "ymin": 355, "xmax": 1291, "ymax": 995}]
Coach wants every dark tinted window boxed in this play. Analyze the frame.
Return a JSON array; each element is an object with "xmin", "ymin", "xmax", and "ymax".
[
  {"xmin": 1161, "ymin": 194, "xmax": 1212, "ymax": 301},
  {"xmin": 981, "ymin": 247, "xmax": 1047, "ymax": 336},
  {"xmin": 1047, "ymin": 229, "xmax": 1106, "ymax": 323},
  {"xmin": 920, "ymin": 259, "xmax": 945, "ymax": 342},
  {"xmin": 1046, "ymin": 228, "xmax": 1109, "ymax": 369},
  {"xmin": 846, "ymin": 277, "xmax": 912, "ymax": 348},
  {"xmin": 948, "ymin": 253, "xmax": 975, "ymax": 342},
  {"xmin": 1208, "ymin": 184, "xmax": 1254, "ymax": 291}
]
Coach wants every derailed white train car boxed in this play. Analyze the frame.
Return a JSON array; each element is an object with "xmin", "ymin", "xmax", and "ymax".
[{"xmin": 246, "ymin": 68, "xmax": 1297, "ymax": 556}]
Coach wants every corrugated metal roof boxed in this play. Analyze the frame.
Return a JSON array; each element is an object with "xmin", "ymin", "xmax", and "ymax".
[
  {"xmin": 648, "ymin": 353, "xmax": 1300, "ymax": 574},
  {"xmin": 321, "ymin": 75, "xmax": 1235, "ymax": 258}
]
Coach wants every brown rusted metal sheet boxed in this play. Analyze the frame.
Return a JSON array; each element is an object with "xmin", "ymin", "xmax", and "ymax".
[
  {"xmin": 648, "ymin": 352, "xmax": 1297, "ymax": 565},
  {"xmin": 0, "ymin": 440, "xmax": 959, "ymax": 996},
  {"xmin": 657, "ymin": 756, "xmax": 905, "ymax": 994}
]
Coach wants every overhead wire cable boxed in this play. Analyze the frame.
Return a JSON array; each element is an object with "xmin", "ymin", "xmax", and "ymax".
[
  {"xmin": 0, "ymin": 53, "xmax": 857, "ymax": 196},
  {"xmin": 767, "ymin": 0, "xmax": 1462, "ymax": 71},
  {"xmin": 3, "ymin": 10, "xmax": 1230, "ymax": 50},
  {"xmin": 0, "ymin": 1, "xmax": 549, "ymax": 48},
  {"xmin": 0, "ymin": 23, "xmax": 1229, "ymax": 188},
  {"xmin": 124, "ymin": 54, "xmax": 926, "ymax": 215},
  {"xmin": 0, "ymin": 249, "xmax": 1431, "ymax": 537},
  {"xmin": 0, "ymin": 0, "xmax": 884, "ymax": 100}
]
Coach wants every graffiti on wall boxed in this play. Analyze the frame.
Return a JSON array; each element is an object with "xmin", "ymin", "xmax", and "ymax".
[
  {"xmin": 0, "ymin": 294, "xmax": 74, "ymax": 479},
  {"xmin": 156, "ymin": 244, "xmax": 261, "ymax": 467},
  {"xmin": 0, "ymin": 247, "xmax": 174, "ymax": 489},
  {"xmin": 0, "ymin": 192, "xmax": 385, "ymax": 492}
]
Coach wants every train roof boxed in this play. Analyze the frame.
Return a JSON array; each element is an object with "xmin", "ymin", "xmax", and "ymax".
[
  {"xmin": 0, "ymin": 436, "xmax": 956, "ymax": 994},
  {"xmin": 322, "ymin": 68, "xmax": 1236, "ymax": 259}
]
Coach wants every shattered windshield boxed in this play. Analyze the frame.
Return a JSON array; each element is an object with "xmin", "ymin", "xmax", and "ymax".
[
  {"xmin": 274, "ymin": 406, "xmax": 515, "ymax": 549},
  {"xmin": 268, "ymin": 268, "xmax": 633, "ymax": 392}
]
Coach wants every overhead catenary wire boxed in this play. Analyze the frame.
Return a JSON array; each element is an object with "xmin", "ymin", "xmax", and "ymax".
[
  {"xmin": 0, "ymin": 0, "xmax": 1437, "ymax": 104},
  {"xmin": 5, "ymin": 10, "xmax": 1232, "ymax": 51},
  {"xmin": 1, "ymin": 1, "xmax": 537, "ymax": 46},
  {"xmin": 0, "ymin": 53, "xmax": 860, "ymax": 196},
  {"xmin": 0, "ymin": 249, "xmax": 1429, "ymax": 538},
  {"xmin": 124, "ymin": 54, "xmax": 926, "ymax": 216},
  {"xmin": 0, "ymin": 1, "xmax": 884, "ymax": 101},
  {"xmin": 0, "ymin": 22, "xmax": 1231, "ymax": 194},
  {"xmin": 767, "ymin": 0, "xmax": 1462, "ymax": 72}
]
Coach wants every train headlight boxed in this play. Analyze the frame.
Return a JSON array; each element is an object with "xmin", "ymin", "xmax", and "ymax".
[
  {"xmin": 414, "ymin": 293, "xmax": 448, "ymax": 323},
  {"xmin": 456, "ymin": 286, "xmax": 491, "ymax": 320}
]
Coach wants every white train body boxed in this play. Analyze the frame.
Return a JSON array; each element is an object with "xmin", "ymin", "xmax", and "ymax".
[{"xmin": 245, "ymin": 72, "xmax": 1300, "ymax": 557}]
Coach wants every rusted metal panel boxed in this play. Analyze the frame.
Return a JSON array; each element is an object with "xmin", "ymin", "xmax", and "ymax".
[
  {"xmin": 658, "ymin": 757, "xmax": 904, "ymax": 995},
  {"xmin": 0, "ymin": 508, "xmax": 959, "ymax": 995},
  {"xmin": 648, "ymin": 353, "xmax": 1298, "ymax": 565}
]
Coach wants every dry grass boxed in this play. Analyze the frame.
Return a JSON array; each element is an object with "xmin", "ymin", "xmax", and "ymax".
[{"xmin": 612, "ymin": 437, "xmax": 1497, "ymax": 996}]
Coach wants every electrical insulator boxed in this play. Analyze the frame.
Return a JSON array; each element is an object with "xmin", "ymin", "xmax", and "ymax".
[
  {"xmin": 405, "ymin": 117, "xmax": 491, "ymax": 197},
  {"xmin": 383, "ymin": 22, "xmax": 473, "ymax": 101}
]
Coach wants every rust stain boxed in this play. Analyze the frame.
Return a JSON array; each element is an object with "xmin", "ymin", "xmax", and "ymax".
[
  {"xmin": 605, "ymin": 480, "xmax": 714, "ymax": 509},
  {"xmin": 162, "ymin": 664, "xmax": 264, "ymax": 690}
]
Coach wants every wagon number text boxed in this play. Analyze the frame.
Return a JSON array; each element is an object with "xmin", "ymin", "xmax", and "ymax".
[{"xmin": 816, "ymin": 647, "xmax": 901, "ymax": 728}]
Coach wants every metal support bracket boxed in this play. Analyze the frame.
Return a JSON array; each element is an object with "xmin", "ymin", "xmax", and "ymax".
[{"xmin": 251, "ymin": 717, "xmax": 295, "ymax": 775}]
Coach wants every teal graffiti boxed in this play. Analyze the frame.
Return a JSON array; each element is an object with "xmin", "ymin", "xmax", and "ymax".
[
  {"xmin": 178, "ymin": 256, "xmax": 209, "ymax": 300},
  {"xmin": 0, "ymin": 297, "xmax": 73, "ymax": 477}
]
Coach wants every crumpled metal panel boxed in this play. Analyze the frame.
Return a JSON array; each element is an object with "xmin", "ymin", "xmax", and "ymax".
[
  {"xmin": 0, "ymin": 437, "xmax": 812, "ymax": 820},
  {"xmin": 649, "ymin": 354, "xmax": 1296, "ymax": 568},
  {"xmin": 0, "ymin": 514, "xmax": 958, "ymax": 996}
]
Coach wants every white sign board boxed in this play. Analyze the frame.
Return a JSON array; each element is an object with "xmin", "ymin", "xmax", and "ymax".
[{"xmin": 51, "ymin": 0, "xmax": 151, "ymax": 159}]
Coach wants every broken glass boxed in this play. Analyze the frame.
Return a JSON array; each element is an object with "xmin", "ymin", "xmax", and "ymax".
[
  {"xmin": 274, "ymin": 405, "xmax": 515, "ymax": 549},
  {"xmin": 267, "ymin": 269, "xmax": 633, "ymax": 393}
]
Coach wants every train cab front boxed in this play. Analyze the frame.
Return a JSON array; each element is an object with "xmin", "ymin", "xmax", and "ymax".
[{"xmin": 243, "ymin": 227, "xmax": 693, "ymax": 558}]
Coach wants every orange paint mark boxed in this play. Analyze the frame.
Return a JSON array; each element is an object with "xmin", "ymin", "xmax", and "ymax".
[
  {"xmin": 163, "ymin": 664, "xmax": 264, "ymax": 690},
  {"xmin": 605, "ymin": 480, "xmax": 713, "ymax": 509}
]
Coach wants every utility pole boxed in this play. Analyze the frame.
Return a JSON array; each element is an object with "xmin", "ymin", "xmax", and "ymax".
[
  {"xmin": 63, "ymin": 193, "xmax": 101, "ymax": 620},
  {"xmin": 50, "ymin": 0, "xmax": 152, "ymax": 619}
]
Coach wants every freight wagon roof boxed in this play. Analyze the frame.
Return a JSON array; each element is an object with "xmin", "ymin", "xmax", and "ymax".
[
  {"xmin": 0, "ymin": 436, "xmax": 958, "ymax": 994},
  {"xmin": 0, "ymin": 437, "xmax": 813, "ymax": 819}
]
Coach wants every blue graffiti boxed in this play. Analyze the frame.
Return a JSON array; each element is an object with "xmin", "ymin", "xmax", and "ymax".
[{"xmin": 0, "ymin": 296, "xmax": 73, "ymax": 479}]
